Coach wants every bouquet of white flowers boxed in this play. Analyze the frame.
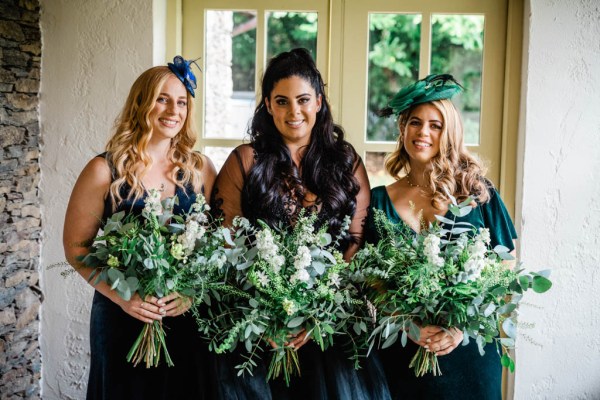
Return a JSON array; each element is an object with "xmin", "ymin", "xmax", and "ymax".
[
  {"xmin": 349, "ymin": 195, "xmax": 552, "ymax": 377},
  {"xmin": 80, "ymin": 189, "xmax": 224, "ymax": 368},
  {"xmin": 198, "ymin": 212, "xmax": 367, "ymax": 385}
]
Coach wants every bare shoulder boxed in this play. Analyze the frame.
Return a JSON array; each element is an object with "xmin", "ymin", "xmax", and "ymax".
[{"xmin": 77, "ymin": 156, "xmax": 112, "ymax": 189}]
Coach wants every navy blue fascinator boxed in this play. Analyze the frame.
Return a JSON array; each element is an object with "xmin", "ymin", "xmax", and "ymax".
[
  {"xmin": 168, "ymin": 56, "xmax": 201, "ymax": 98},
  {"xmin": 379, "ymin": 74, "xmax": 463, "ymax": 117}
]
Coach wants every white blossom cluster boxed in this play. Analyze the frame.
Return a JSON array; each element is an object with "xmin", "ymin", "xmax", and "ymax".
[
  {"xmin": 144, "ymin": 188, "xmax": 163, "ymax": 215},
  {"xmin": 256, "ymin": 229, "xmax": 285, "ymax": 272},
  {"xmin": 171, "ymin": 195, "xmax": 210, "ymax": 262},
  {"xmin": 282, "ymin": 298, "xmax": 297, "ymax": 316},
  {"xmin": 452, "ymin": 228, "xmax": 492, "ymax": 284},
  {"xmin": 290, "ymin": 245, "xmax": 311, "ymax": 283},
  {"xmin": 423, "ymin": 234, "xmax": 444, "ymax": 267}
]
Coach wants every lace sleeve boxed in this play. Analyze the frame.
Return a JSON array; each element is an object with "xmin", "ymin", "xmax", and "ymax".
[
  {"xmin": 344, "ymin": 157, "xmax": 371, "ymax": 260},
  {"xmin": 210, "ymin": 144, "xmax": 255, "ymax": 227}
]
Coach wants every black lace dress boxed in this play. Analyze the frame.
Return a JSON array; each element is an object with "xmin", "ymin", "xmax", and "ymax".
[{"xmin": 209, "ymin": 144, "xmax": 391, "ymax": 400}]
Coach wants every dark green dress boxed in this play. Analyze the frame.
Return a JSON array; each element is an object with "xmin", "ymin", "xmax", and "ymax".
[{"xmin": 367, "ymin": 185, "xmax": 517, "ymax": 400}]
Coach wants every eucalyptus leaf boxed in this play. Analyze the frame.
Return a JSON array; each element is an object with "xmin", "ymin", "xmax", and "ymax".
[
  {"xmin": 382, "ymin": 332, "xmax": 399, "ymax": 349},
  {"xmin": 532, "ymin": 275, "xmax": 552, "ymax": 293},
  {"xmin": 497, "ymin": 303, "xmax": 517, "ymax": 314},
  {"xmin": 287, "ymin": 316, "xmax": 305, "ymax": 328},
  {"xmin": 457, "ymin": 205, "xmax": 473, "ymax": 217},
  {"xmin": 401, "ymin": 330, "xmax": 408, "ymax": 347},
  {"xmin": 502, "ymin": 318, "xmax": 517, "ymax": 339},
  {"xmin": 434, "ymin": 215, "xmax": 455, "ymax": 225}
]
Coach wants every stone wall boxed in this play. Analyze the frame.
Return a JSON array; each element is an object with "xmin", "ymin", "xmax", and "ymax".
[{"xmin": 0, "ymin": 0, "xmax": 42, "ymax": 399}]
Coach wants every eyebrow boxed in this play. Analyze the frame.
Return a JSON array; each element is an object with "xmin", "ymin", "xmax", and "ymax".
[
  {"xmin": 409, "ymin": 116, "xmax": 442, "ymax": 123},
  {"xmin": 159, "ymin": 92, "xmax": 187, "ymax": 99},
  {"xmin": 273, "ymin": 93, "xmax": 312, "ymax": 99}
]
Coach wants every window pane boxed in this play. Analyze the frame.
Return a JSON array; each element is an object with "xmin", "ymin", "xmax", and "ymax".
[
  {"xmin": 203, "ymin": 146, "xmax": 235, "ymax": 173},
  {"xmin": 367, "ymin": 13, "xmax": 421, "ymax": 142},
  {"xmin": 365, "ymin": 151, "xmax": 395, "ymax": 188},
  {"xmin": 205, "ymin": 10, "xmax": 257, "ymax": 139},
  {"xmin": 266, "ymin": 12, "xmax": 318, "ymax": 61},
  {"xmin": 431, "ymin": 14, "xmax": 484, "ymax": 146}
]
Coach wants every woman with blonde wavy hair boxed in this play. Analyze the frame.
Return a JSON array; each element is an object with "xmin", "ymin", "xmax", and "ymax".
[
  {"xmin": 63, "ymin": 57, "xmax": 216, "ymax": 399},
  {"xmin": 368, "ymin": 74, "xmax": 517, "ymax": 399}
]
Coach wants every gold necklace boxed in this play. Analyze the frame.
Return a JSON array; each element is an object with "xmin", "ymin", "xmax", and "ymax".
[{"xmin": 406, "ymin": 174, "xmax": 429, "ymax": 189}]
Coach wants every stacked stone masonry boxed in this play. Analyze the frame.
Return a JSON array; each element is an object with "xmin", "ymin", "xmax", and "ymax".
[{"xmin": 0, "ymin": 0, "xmax": 42, "ymax": 399}]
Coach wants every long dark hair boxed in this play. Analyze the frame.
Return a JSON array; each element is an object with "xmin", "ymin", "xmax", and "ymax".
[{"xmin": 242, "ymin": 48, "xmax": 360, "ymax": 244}]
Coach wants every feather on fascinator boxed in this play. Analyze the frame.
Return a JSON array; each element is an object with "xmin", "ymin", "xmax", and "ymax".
[
  {"xmin": 378, "ymin": 74, "xmax": 464, "ymax": 117},
  {"xmin": 168, "ymin": 56, "xmax": 201, "ymax": 97}
]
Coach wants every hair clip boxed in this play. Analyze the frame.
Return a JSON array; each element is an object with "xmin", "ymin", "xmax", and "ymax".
[
  {"xmin": 379, "ymin": 74, "xmax": 464, "ymax": 117},
  {"xmin": 168, "ymin": 56, "xmax": 202, "ymax": 98}
]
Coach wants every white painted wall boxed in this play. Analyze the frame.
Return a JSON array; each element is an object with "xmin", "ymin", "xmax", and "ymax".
[
  {"xmin": 39, "ymin": 1, "xmax": 152, "ymax": 398},
  {"xmin": 515, "ymin": 0, "xmax": 600, "ymax": 398},
  {"xmin": 38, "ymin": 0, "xmax": 600, "ymax": 399}
]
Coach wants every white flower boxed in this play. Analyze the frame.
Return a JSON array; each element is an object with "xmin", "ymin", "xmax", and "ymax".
[
  {"xmin": 423, "ymin": 234, "xmax": 444, "ymax": 267},
  {"xmin": 256, "ymin": 229, "xmax": 284, "ymax": 272},
  {"xmin": 328, "ymin": 272, "xmax": 341, "ymax": 288},
  {"xmin": 256, "ymin": 271, "xmax": 270, "ymax": 287},
  {"xmin": 477, "ymin": 228, "xmax": 491, "ymax": 245},
  {"xmin": 467, "ymin": 239, "xmax": 487, "ymax": 259},
  {"xmin": 211, "ymin": 252, "xmax": 227, "ymax": 269},
  {"xmin": 282, "ymin": 298, "xmax": 297, "ymax": 316},
  {"xmin": 270, "ymin": 255, "xmax": 285, "ymax": 273},
  {"xmin": 144, "ymin": 188, "xmax": 163, "ymax": 215},
  {"xmin": 291, "ymin": 268, "xmax": 310, "ymax": 283},
  {"xmin": 293, "ymin": 246, "xmax": 312, "ymax": 270},
  {"xmin": 233, "ymin": 216, "xmax": 251, "ymax": 230}
]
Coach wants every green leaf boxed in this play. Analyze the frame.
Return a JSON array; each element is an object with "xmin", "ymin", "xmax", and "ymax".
[
  {"xmin": 497, "ymin": 303, "xmax": 517, "ymax": 314},
  {"xmin": 502, "ymin": 318, "xmax": 517, "ymax": 339},
  {"xmin": 501, "ymin": 353, "xmax": 511, "ymax": 368},
  {"xmin": 323, "ymin": 324, "xmax": 335, "ymax": 335},
  {"xmin": 287, "ymin": 316, "xmax": 305, "ymax": 328},
  {"xmin": 532, "ymin": 275, "xmax": 552, "ymax": 293},
  {"xmin": 401, "ymin": 330, "xmax": 408, "ymax": 347},
  {"xmin": 353, "ymin": 322, "xmax": 361, "ymax": 336},
  {"xmin": 434, "ymin": 215, "xmax": 455, "ymax": 225},
  {"xmin": 249, "ymin": 298, "xmax": 259, "ymax": 308},
  {"xmin": 500, "ymin": 338, "xmax": 515, "ymax": 348},
  {"xmin": 382, "ymin": 332, "xmax": 399, "ymax": 349}
]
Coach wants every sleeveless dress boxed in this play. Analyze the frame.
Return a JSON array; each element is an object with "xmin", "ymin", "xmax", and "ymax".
[
  {"xmin": 367, "ymin": 185, "xmax": 518, "ymax": 400},
  {"xmin": 209, "ymin": 144, "xmax": 391, "ymax": 400},
  {"xmin": 86, "ymin": 154, "xmax": 211, "ymax": 400}
]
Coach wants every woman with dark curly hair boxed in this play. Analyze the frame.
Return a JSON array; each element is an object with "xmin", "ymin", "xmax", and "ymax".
[{"xmin": 211, "ymin": 48, "xmax": 390, "ymax": 400}]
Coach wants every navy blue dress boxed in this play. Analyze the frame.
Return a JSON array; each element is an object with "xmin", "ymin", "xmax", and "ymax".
[
  {"xmin": 86, "ymin": 155, "xmax": 211, "ymax": 400},
  {"xmin": 368, "ymin": 185, "xmax": 518, "ymax": 400}
]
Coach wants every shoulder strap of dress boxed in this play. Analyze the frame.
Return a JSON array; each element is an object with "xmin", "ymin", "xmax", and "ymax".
[{"xmin": 96, "ymin": 152, "xmax": 117, "ymax": 182}]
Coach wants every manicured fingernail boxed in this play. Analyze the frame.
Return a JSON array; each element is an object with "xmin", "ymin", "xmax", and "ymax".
[
  {"xmin": 424, "ymin": 345, "xmax": 429, "ymax": 349},
  {"xmin": 426, "ymin": 338, "xmax": 431, "ymax": 343}
]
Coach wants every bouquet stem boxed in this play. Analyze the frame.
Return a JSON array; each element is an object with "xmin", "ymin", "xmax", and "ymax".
[
  {"xmin": 267, "ymin": 346, "xmax": 301, "ymax": 386},
  {"xmin": 127, "ymin": 320, "xmax": 174, "ymax": 368},
  {"xmin": 409, "ymin": 347, "xmax": 442, "ymax": 377}
]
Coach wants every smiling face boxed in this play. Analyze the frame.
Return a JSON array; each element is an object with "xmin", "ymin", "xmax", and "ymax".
[
  {"xmin": 148, "ymin": 74, "xmax": 189, "ymax": 141},
  {"xmin": 265, "ymin": 75, "xmax": 322, "ymax": 148},
  {"xmin": 401, "ymin": 103, "xmax": 444, "ymax": 169}
]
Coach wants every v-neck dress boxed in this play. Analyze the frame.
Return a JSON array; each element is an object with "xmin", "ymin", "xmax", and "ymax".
[
  {"xmin": 367, "ymin": 185, "xmax": 517, "ymax": 400},
  {"xmin": 86, "ymin": 154, "xmax": 211, "ymax": 400}
]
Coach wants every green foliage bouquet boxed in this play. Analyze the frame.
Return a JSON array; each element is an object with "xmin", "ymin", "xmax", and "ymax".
[
  {"xmin": 80, "ymin": 189, "xmax": 224, "ymax": 368},
  {"xmin": 349, "ymin": 195, "xmax": 552, "ymax": 377},
  {"xmin": 199, "ymin": 212, "xmax": 366, "ymax": 385}
]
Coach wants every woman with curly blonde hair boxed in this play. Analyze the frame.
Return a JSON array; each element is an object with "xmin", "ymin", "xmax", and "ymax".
[
  {"xmin": 63, "ymin": 57, "xmax": 216, "ymax": 399},
  {"xmin": 369, "ymin": 74, "xmax": 517, "ymax": 399}
]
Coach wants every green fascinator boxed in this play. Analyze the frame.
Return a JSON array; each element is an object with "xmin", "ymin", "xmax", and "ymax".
[{"xmin": 379, "ymin": 74, "xmax": 463, "ymax": 117}]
